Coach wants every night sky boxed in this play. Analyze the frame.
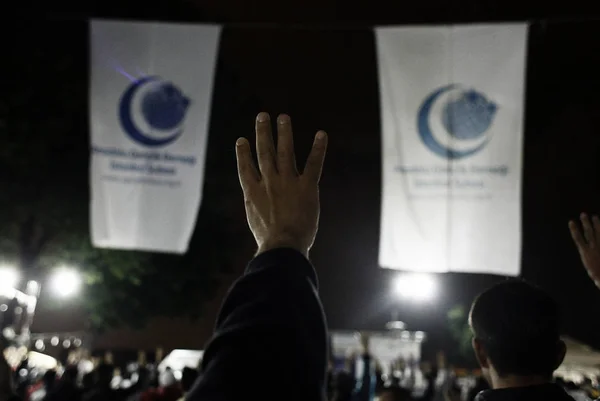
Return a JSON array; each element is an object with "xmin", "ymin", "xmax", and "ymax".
[{"xmin": 6, "ymin": 3, "xmax": 600, "ymax": 356}]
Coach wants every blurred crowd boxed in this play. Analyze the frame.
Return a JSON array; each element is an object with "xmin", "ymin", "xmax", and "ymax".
[
  {"xmin": 1, "ymin": 349, "xmax": 596, "ymax": 401},
  {"xmin": 327, "ymin": 350, "xmax": 600, "ymax": 401},
  {"xmin": 8, "ymin": 361, "xmax": 198, "ymax": 401}
]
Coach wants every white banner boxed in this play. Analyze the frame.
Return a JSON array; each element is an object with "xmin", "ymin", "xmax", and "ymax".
[
  {"xmin": 90, "ymin": 20, "xmax": 221, "ymax": 253},
  {"xmin": 376, "ymin": 24, "xmax": 527, "ymax": 276}
]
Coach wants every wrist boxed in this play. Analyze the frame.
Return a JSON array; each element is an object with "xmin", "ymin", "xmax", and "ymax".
[{"xmin": 256, "ymin": 236, "xmax": 310, "ymax": 259}]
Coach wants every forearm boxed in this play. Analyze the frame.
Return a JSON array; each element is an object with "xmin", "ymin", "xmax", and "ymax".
[{"xmin": 189, "ymin": 248, "xmax": 327, "ymax": 401}]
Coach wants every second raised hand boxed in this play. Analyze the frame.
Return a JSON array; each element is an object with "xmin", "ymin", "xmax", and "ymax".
[{"xmin": 569, "ymin": 213, "xmax": 600, "ymax": 290}]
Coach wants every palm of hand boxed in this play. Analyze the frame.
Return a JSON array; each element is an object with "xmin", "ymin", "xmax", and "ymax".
[
  {"xmin": 569, "ymin": 214, "xmax": 600, "ymax": 288},
  {"xmin": 580, "ymin": 248, "xmax": 600, "ymax": 287}
]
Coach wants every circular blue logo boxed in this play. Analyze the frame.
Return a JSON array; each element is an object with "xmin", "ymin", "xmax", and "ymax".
[
  {"xmin": 417, "ymin": 84, "xmax": 497, "ymax": 159},
  {"xmin": 118, "ymin": 76, "xmax": 190, "ymax": 147}
]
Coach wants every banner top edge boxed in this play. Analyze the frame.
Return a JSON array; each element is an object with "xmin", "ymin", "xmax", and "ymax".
[{"xmin": 89, "ymin": 18, "xmax": 222, "ymax": 29}]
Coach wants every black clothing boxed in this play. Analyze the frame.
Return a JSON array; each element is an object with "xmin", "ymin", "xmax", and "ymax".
[
  {"xmin": 44, "ymin": 381, "xmax": 82, "ymax": 401},
  {"xmin": 82, "ymin": 387, "xmax": 126, "ymax": 401},
  {"xmin": 332, "ymin": 370, "xmax": 355, "ymax": 401},
  {"xmin": 475, "ymin": 383, "xmax": 575, "ymax": 401},
  {"xmin": 187, "ymin": 248, "xmax": 328, "ymax": 401},
  {"xmin": 467, "ymin": 377, "xmax": 490, "ymax": 401}
]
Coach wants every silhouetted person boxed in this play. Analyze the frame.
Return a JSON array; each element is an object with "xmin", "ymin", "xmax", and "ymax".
[
  {"xmin": 81, "ymin": 372, "xmax": 94, "ymax": 396},
  {"xmin": 468, "ymin": 280, "xmax": 574, "ymax": 401},
  {"xmin": 178, "ymin": 367, "xmax": 198, "ymax": 401},
  {"xmin": 415, "ymin": 369, "xmax": 436, "ymax": 401},
  {"xmin": 44, "ymin": 366, "xmax": 81, "ymax": 401},
  {"xmin": 326, "ymin": 360, "xmax": 335, "ymax": 401},
  {"xmin": 0, "ymin": 351, "xmax": 20, "ymax": 401},
  {"xmin": 84, "ymin": 364, "xmax": 121, "ymax": 401},
  {"xmin": 154, "ymin": 370, "xmax": 181, "ymax": 401},
  {"xmin": 353, "ymin": 334, "xmax": 377, "ymax": 401},
  {"xmin": 127, "ymin": 367, "xmax": 151, "ymax": 401},
  {"xmin": 332, "ymin": 370, "xmax": 355, "ymax": 401},
  {"xmin": 42, "ymin": 370, "xmax": 57, "ymax": 396},
  {"xmin": 14, "ymin": 358, "xmax": 29, "ymax": 399},
  {"xmin": 186, "ymin": 113, "xmax": 329, "ymax": 401}
]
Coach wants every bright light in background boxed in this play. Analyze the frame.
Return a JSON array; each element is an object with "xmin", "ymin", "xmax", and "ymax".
[
  {"xmin": 78, "ymin": 360, "xmax": 94, "ymax": 374},
  {"xmin": 0, "ymin": 265, "xmax": 19, "ymax": 290},
  {"xmin": 49, "ymin": 268, "xmax": 81, "ymax": 298},
  {"xmin": 385, "ymin": 320, "xmax": 406, "ymax": 330},
  {"xmin": 393, "ymin": 273, "xmax": 437, "ymax": 302},
  {"xmin": 3, "ymin": 327, "xmax": 16, "ymax": 340}
]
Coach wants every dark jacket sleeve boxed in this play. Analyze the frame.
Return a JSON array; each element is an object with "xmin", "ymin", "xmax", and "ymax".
[{"xmin": 186, "ymin": 248, "xmax": 328, "ymax": 401}]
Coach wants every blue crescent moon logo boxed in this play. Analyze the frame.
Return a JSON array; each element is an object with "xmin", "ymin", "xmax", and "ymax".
[
  {"xmin": 417, "ymin": 84, "xmax": 496, "ymax": 160},
  {"xmin": 118, "ymin": 76, "xmax": 187, "ymax": 147}
]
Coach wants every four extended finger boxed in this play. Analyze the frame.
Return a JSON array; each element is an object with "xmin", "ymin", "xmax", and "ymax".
[
  {"xmin": 277, "ymin": 114, "xmax": 298, "ymax": 176},
  {"xmin": 303, "ymin": 130, "xmax": 328, "ymax": 184},
  {"xmin": 255, "ymin": 112, "xmax": 277, "ymax": 176},
  {"xmin": 236, "ymin": 137, "xmax": 260, "ymax": 193},
  {"xmin": 569, "ymin": 220, "xmax": 586, "ymax": 248},
  {"xmin": 592, "ymin": 215, "xmax": 600, "ymax": 247},
  {"xmin": 581, "ymin": 213, "xmax": 595, "ymax": 245}
]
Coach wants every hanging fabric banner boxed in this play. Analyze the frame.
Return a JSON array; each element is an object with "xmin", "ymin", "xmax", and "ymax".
[
  {"xmin": 90, "ymin": 20, "xmax": 221, "ymax": 253},
  {"xmin": 376, "ymin": 24, "xmax": 528, "ymax": 276}
]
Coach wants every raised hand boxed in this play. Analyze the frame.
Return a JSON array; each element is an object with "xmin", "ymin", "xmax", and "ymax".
[
  {"xmin": 569, "ymin": 213, "xmax": 600, "ymax": 290},
  {"xmin": 235, "ymin": 112, "xmax": 328, "ymax": 258}
]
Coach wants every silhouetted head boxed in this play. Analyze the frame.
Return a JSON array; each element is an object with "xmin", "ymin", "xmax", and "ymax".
[
  {"xmin": 43, "ymin": 370, "xmax": 57, "ymax": 388},
  {"xmin": 63, "ymin": 366, "xmax": 78, "ymax": 382},
  {"xmin": 136, "ymin": 366, "xmax": 151, "ymax": 388},
  {"xmin": 95, "ymin": 363, "xmax": 114, "ymax": 387},
  {"xmin": 159, "ymin": 369, "xmax": 176, "ymax": 387},
  {"xmin": 469, "ymin": 280, "xmax": 566, "ymax": 388}
]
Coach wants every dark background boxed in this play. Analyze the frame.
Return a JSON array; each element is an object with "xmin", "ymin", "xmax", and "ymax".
[{"xmin": 3, "ymin": 1, "xmax": 600, "ymax": 357}]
